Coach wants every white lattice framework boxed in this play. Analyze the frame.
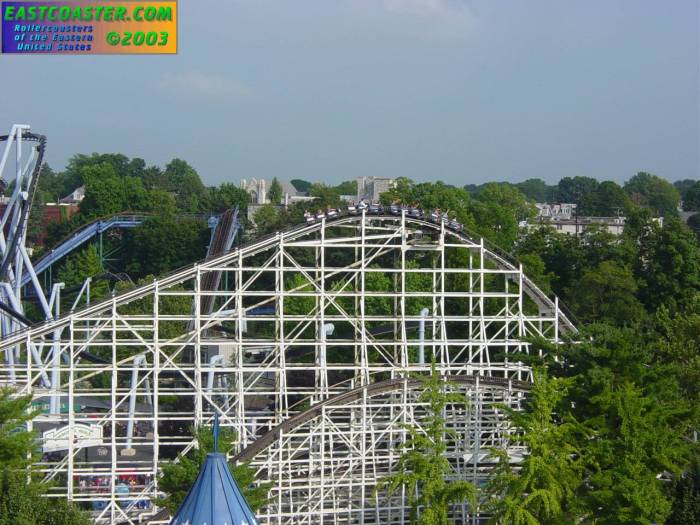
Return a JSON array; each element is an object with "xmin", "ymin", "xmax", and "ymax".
[{"xmin": 0, "ymin": 212, "xmax": 575, "ymax": 524}]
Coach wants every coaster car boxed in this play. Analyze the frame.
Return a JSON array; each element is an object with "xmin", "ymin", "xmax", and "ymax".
[{"xmin": 408, "ymin": 207, "xmax": 423, "ymax": 219}]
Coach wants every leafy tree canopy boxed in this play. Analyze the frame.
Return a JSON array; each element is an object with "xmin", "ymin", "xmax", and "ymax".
[{"xmin": 624, "ymin": 171, "xmax": 680, "ymax": 217}]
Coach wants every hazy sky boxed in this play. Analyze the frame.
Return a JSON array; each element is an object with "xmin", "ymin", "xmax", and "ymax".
[{"xmin": 1, "ymin": 0, "xmax": 698, "ymax": 186}]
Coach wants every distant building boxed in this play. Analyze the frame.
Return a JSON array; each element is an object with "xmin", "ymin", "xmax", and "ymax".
[
  {"xmin": 240, "ymin": 178, "xmax": 268, "ymax": 205},
  {"xmin": 59, "ymin": 185, "xmax": 85, "ymax": 204},
  {"xmin": 241, "ymin": 178, "xmax": 315, "ymax": 222},
  {"xmin": 240, "ymin": 178, "xmax": 314, "ymax": 206},
  {"xmin": 539, "ymin": 216, "xmax": 627, "ymax": 236},
  {"xmin": 535, "ymin": 203, "xmax": 577, "ymax": 220},
  {"xmin": 528, "ymin": 202, "xmax": 663, "ymax": 236},
  {"xmin": 356, "ymin": 176, "xmax": 395, "ymax": 202}
]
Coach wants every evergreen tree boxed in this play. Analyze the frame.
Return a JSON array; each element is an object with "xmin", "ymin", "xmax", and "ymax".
[
  {"xmin": 552, "ymin": 326, "xmax": 694, "ymax": 524},
  {"xmin": 0, "ymin": 389, "xmax": 89, "ymax": 525},
  {"xmin": 378, "ymin": 363, "xmax": 477, "ymax": 524},
  {"xmin": 56, "ymin": 245, "xmax": 109, "ymax": 301},
  {"xmin": 486, "ymin": 369, "xmax": 584, "ymax": 525},
  {"xmin": 268, "ymin": 177, "xmax": 284, "ymax": 205}
]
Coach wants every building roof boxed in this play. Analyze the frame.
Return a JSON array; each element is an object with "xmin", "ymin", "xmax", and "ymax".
[
  {"xmin": 59, "ymin": 185, "xmax": 85, "ymax": 204},
  {"xmin": 170, "ymin": 416, "xmax": 259, "ymax": 525},
  {"xmin": 279, "ymin": 180, "xmax": 299, "ymax": 197}
]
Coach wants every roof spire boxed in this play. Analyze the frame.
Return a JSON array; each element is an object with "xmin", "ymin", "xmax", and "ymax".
[
  {"xmin": 169, "ymin": 411, "xmax": 259, "ymax": 525},
  {"xmin": 213, "ymin": 411, "xmax": 220, "ymax": 453}
]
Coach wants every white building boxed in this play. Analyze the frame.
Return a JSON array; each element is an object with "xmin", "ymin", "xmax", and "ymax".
[
  {"xmin": 356, "ymin": 176, "xmax": 395, "ymax": 202},
  {"xmin": 535, "ymin": 203, "xmax": 577, "ymax": 220},
  {"xmin": 529, "ymin": 202, "xmax": 663, "ymax": 236},
  {"xmin": 542, "ymin": 216, "xmax": 627, "ymax": 236},
  {"xmin": 240, "ymin": 178, "xmax": 314, "ymax": 206},
  {"xmin": 59, "ymin": 185, "xmax": 85, "ymax": 204},
  {"xmin": 241, "ymin": 178, "xmax": 315, "ymax": 222}
]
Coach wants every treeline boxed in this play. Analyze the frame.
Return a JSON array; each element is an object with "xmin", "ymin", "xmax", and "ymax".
[
  {"xmin": 31, "ymin": 154, "xmax": 249, "ymax": 282},
  {"xmin": 466, "ymin": 171, "xmax": 693, "ymax": 217}
]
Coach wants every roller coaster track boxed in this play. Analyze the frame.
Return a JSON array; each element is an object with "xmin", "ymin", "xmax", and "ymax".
[
  {"xmin": 22, "ymin": 207, "xmax": 241, "ymax": 289},
  {"xmin": 3, "ymin": 215, "xmax": 572, "ymax": 349},
  {"xmin": 233, "ymin": 374, "xmax": 530, "ymax": 464},
  {"xmin": 0, "ymin": 209, "xmax": 575, "ymax": 524},
  {"xmin": 0, "ymin": 131, "xmax": 46, "ymax": 280},
  {"xmin": 140, "ymin": 373, "xmax": 531, "ymax": 525},
  {"xmin": 22, "ymin": 213, "xmax": 149, "ymax": 287},
  {"xmin": 0, "ymin": 212, "xmax": 575, "ymax": 346}
]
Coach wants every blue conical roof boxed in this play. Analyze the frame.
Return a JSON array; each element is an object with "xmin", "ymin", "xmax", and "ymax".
[
  {"xmin": 170, "ymin": 414, "xmax": 259, "ymax": 525},
  {"xmin": 169, "ymin": 452, "xmax": 259, "ymax": 525}
]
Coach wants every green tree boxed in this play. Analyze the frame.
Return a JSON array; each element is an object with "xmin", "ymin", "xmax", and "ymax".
[
  {"xmin": 515, "ymin": 227, "xmax": 586, "ymax": 300},
  {"xmin": 473, "ymin": 183, "xmax": 535, "ymax": 248},
  {"xmin": 517, "ymin": 253, "xmax": 554, "ymax": 296},
  {"xmin": 290, "ymin": 179, "xmax": 312, "ymax": 193},
  {"xmin": 556, "ymin": 176, "xmax": 599, "ymax": 214},
  {"xmin": 667, "ymin": 457, "xmax": 700, "ymax": 525},
  {"xmin": 332, "ymin": 180, "xmax": 357, "ymax": 196},
  {"xmin": 253, "ymin": 204, "xmax": 281, "ymax": 235},
  {"xmin": 634, "ymin": 218, "xmax": 700, "ymax": 312},
  {"xmin": 582, "ymin": 382, "xmax": 676, "ymax": 524},
  {"xmin": 378, "ymin": 364, "xmax": 477, "ymax": 524},
  {"xmin": 78, "ymin": 163, "xmax": 154, "ymax": 218},
  {"xmin": 158, "ymin": 424, "xmax": 271, "ymax": 514},
  {"xmin": 589, "ymin": 180, "xmax": 631, "ymax": 216},
  {"xmin": 624, "ymin": 171, "xmax": 680, "ymax": 217},
  {"xmin": 486, "ymin": 369, "xmax": 584, "ymax": 525},
  {"xmin": 681, "ymin": 181, "xmax": 700, "ymax": 211},
  {"xmin": 0, "ymin": 389, "xmax": 36, "ymax": 467},
  {"xmin": 568, "ymin": 260, "xmax": 644, "ymax": 325},
  {"xmin": 553, "ymin": 325, "xmax": 694, "ymax": 525},
  {"xmin": 56, "ymin": 245, "xmax": 109, "ymax": 304},
  {"xmin": 308, "ymin": 183, "xmax": 342, "ymax": 207},
  {"xmin": 121, "ymin": 216, "xmax": 209, "ymax": 279},
  {"xmin": 673, "ymin": 178, "xmax": 696, "ymax": 203},
  {"xmin": 206, "ymin": 183, "xmax": 250, "ymax": 213},
  {"xmin": 653, "ymin": 306, "xmax": 700, "ymax": 408},
  {"xmin": 0, "ymin": 389, "xmax": 89, "ymax": 525},
  {"xmin": 515, "ymin": 178, "xmax": 553, "ymax": 202},
  {"xmin": 268, "ymin": 177, "xmax": 284, "ymax": 204},
  {"xmin": 164, "ymin": 159, "xmax": 206, "ymax": 212},
  {"xmin": 687, "ymin": 213, "xmax": 700, "ymax": 241}
]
